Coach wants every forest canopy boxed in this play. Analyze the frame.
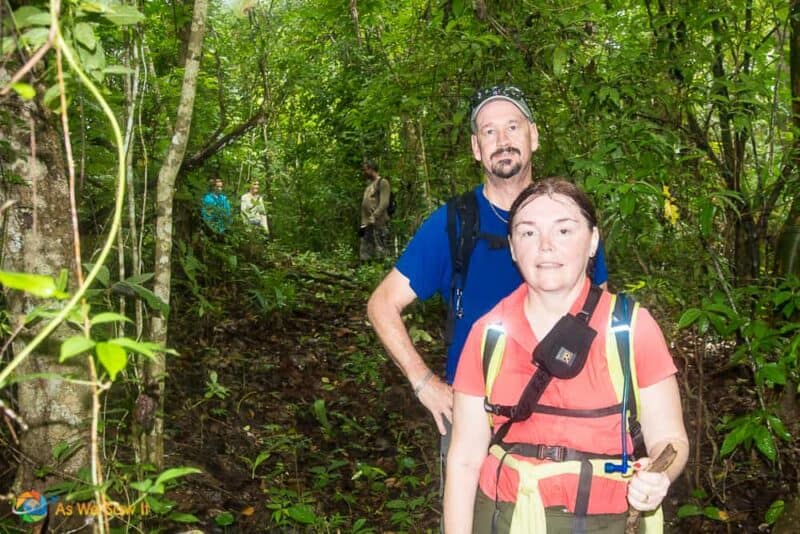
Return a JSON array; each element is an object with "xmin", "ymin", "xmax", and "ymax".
[{"xmin": 1, "ymin": 0, "xmax": 800, "ymax": 532}]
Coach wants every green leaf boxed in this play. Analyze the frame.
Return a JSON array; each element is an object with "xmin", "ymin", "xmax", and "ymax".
[
  {"xmin": 0, "ymin": 270, "xmax": 65, "ymax": 298},
  {"xmin": 55, "ymin": 268, "xmax": 69, "ymax": 293},
  {"xmin": 252, "ymin": 450, "xmax": 270, "ymax": 473},
  {"xmin": 43, "ymin": 84, "xmax": 62, "ymax": 110},
  {"xmin": 124, "ymin": 272, "xmax": 155, "ymax": 285},
  {"xmin": 702, "ymin": 506, "xmax": 726, "ymax": 521},
  {"xmin": 10, "ymin": 82, "xmax": 35, "ymax": 100},
  {"xmin": 103, "ymin": 65, "xmax": 134, "ymax": 75},
  {"xmin": 215, "ymin": 511, "xmax": 235, "ymax": 526},
  {"xmin": 753, "ymin": 424, "xmax": 777, "ymax": 461},
  {"xmin": 720, "ymin": 421, "xmax": 752, "ymax": 456},
  {"xmin": 676, "ymin": 504, "xmax": 704, "ymax": 519},
  {"xmin": 84, "ymin": 263, "xmax": 110, "ymax": 288},
  {"xmin": 108, "ymin": 337, "xmax": 167, "ymax": 359},
  {"xmin": 103, "ymin": 5, "xmax": 145, "ymax": 26},
  {"xmin": 74, "ymin": 22, "xmax": 96, "ymax": 50},
  {"xmin": 90, "ymin": 312, "xmax": 132, "ymax": 327},
  {"xmin": 620, "ymin": 193, "xmax": 636, "ymax": 216},
  {"xmin": 765, "ymin": 499, "xmax": 784, "ymax": 525},
  {"xmin": 60, "ymin": 336, "xmax": 96, "ymax": 362},
  {"xmin": 20, "ymin": 27, "xmax": 49, "ymax": 48},
  {"xmin": 699, "ymin": 202, "xmax": 714, "ymax": 238},
  {"xmin": 130, "ymin": 480, "xmax": 153, "ymax": 493},
  {"xmin": 756, "ymin": 363, "xmax": 786, "ymax": 386},
  {"xmin": 13, "ymin": 6, "xmax": 50, "ymax": 28},
  {"xmin": 115, "ymin": 281, "xmax": 169, "ymax": 318},
  {"xmin": 79, "ymin": 1, "xmax": 108, "ymax": 14},
  {"xmin": 286, "ymin": 504, "xmax": 317, "ymax": 524},
  {"xmin": 168, "ymin": 512, "xmax": 200, "ymax": 523},
  {"xmin": 95, "ymin": 341, "xmax": 127, "ymax": 380},
  {"xmin": 553, "ymin": 46, "xmax": 567, "ymax": 77},
  {"xmin": 767, "ymin": 415, "xmax": 792, "ymax": 442},
  {"xmin": 1, "ymin": 36, "xmax": 17, "ymax": 55},
  {"xmin": 677, "ymin": 308, "xmax": 703, "ymax": 328},
  {"xmin": 154, "ymin": 467, "xmax": 202, "ymax": 487}
]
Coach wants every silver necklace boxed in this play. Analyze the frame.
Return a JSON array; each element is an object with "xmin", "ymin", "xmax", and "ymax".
[{"xmin": 488, "ymin": 200, "xmax": 509, "ymax": 224}]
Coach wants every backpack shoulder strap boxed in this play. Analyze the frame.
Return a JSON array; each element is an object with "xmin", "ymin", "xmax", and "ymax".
[
  {"xmin": 480, "ymin": 323, "xmax": 507, "ymax": 426},
  {"xmin": 445, "ymin": 191, "xmax": 480, "ymax": 344},
  {"xmin": 607, "ymin": 292, "xmax": 646, "ymax": 458}
]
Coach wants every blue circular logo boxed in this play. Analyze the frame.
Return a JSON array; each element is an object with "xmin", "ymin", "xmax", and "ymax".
[{"xmin": 12, "ymin": 491, "xmax": 48, "ymax": 523}]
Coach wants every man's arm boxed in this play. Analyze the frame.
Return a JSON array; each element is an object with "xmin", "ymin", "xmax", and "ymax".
[{"xmin": 367, "ymin": 268, "xmax": 453, "ymax": 434}]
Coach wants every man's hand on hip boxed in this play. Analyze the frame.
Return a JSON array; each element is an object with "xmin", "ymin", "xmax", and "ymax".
[{"xmin": 417, "ymin": 376, "xmax": 453, "ymax": 435}]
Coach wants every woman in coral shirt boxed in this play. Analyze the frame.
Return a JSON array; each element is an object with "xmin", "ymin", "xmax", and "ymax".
[{"xmin": 444, "ymin": 178, "xmax": 688, "ymax": 533}]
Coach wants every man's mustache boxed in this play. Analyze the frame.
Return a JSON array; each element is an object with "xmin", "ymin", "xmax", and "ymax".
[{"xmin": 491, "ymin": 147, "xmax": 521, "ymax": 158}]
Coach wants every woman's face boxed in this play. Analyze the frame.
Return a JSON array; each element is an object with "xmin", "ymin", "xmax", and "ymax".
[{"xmin": 509, "ymin": 193, "xmax": 598, "ymax": 294}]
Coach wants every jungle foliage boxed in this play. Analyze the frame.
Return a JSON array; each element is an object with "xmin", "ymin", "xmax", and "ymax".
[{"xmin": 1, "ymin": 0, "xmax": 800, "ymax": 532}]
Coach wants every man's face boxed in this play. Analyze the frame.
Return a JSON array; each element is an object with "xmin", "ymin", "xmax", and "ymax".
[
  {"xmin": 250, "ymin": 183, "xmax": 259, "ymax": 195},
  {"xmin": 470, "ymin": 100, "xmax": 539, "ymax": 180},
  {"xmin": 214, "ymin": 179, "xmax": 224, "ymax": 192}
]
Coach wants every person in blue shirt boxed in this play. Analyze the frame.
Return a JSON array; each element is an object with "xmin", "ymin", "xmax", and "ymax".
[
  {"xmin": 367, "ymin": 86, "xmax": 608, "ymax": 450},
  {"xmin": 201, "ymin": 177, "xmax": 232, "ymax": 234}
]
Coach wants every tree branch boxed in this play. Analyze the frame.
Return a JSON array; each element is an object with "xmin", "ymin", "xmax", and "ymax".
[{"xmin": 181, "ymin": 110, "xmax": 265, "ymax": 172}]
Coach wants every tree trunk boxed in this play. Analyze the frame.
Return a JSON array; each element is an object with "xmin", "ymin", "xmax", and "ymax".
[
  {"xmin": 140, "ymin": 0, "xmax": 209, "ymax": 469},
  {"xmin": 776, "ymin": 1, "xmax": 800, "ymax": 280},
  {"xmin": 0, "ymin": 72, "xmax": 89, "ymax": 530}
]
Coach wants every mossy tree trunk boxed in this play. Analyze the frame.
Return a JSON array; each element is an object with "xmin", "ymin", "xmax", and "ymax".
[
  {"xmin": 0, "ymin": 66, "xmax": 89, "ymax": 531},
  {"xmin": 141, "ymin": 0, "xmax": 209, "ymax": 469}
]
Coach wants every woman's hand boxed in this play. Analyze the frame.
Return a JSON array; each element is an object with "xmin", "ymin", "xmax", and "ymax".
[{"xmin": 626, "ymin": 458, "xmax": 671, "ymax": 511}]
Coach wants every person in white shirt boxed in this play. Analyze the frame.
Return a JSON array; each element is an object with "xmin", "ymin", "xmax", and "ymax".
[{"xmin": 240, "ymin": 181, "xmax": 270, "ymax": 236}]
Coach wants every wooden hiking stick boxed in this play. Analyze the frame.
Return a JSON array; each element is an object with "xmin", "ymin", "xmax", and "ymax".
[{"xmin": 625, "ymin": 443, "xmax": 678, "ymax": 534}]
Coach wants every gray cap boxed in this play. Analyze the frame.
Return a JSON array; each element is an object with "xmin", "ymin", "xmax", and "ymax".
[{"xmin": 470, "ymin": 85, "xmax": 534, "ymax": 132}]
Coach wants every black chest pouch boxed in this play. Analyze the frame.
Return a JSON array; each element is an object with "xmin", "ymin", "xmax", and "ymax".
[
  {"xmin": 487, "ymin": 286, "xmax": 605, "ymax": 446},
  {"xmin": 534, "ymin": 312, "xmax": 597, "ymax": 379}
]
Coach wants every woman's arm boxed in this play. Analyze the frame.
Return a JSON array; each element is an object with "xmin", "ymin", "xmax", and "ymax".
[
  {"xmin": 627, "ymin": 375, "xmax": 689, "ymax": 511},
  {"xmin": 444, "ymin": 392, "xmax": 491, "ymax": 534}
]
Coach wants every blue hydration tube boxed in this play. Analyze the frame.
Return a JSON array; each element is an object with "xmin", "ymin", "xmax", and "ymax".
[{"xmin": 605, "ymin": 297, "xmax": 630, "ymax": 474}]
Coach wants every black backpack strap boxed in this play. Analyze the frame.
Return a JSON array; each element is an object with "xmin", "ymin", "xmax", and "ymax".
[
  {"xmin": 444, "ymin": 190, "xmax": 510, "ymax": 346},
  {"xmin": 476, "ymin": 231, "xmax": 508, "ymax": 250},
  {"xmin": 445, "ymin": 191, "xmax": 479, "ymax": 344}
]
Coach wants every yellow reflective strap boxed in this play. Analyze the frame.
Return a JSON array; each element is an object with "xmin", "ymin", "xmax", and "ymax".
[
  {"xmin": 606, "ymin": 296, "xmax": 642, "ymax": 418},
  {"xmin": 484, "ymin": 325, "xmax": 507, "ymax": 399},
  {"xmin": 482, "ymin": 324, "xmax": 507, "ymax": 426},
  {"xmin": 606, "ymin": 295, "xmax": 625, "ymax": 402}
]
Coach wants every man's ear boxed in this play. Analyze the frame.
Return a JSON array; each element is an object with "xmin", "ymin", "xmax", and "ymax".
[
  {"xmin": 529, "ymin": 122, "xmax": 539, "ymax": 153},
  {"xmin": 471, "ymin": 134, "xmax": 482, "ymax": 161}
]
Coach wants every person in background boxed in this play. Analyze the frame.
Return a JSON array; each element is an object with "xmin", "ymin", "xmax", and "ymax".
[
  {"xmin": 366, "ymin": 86, "xmax": 609, "ymax": 484},
  {"xmin": 240, "ymin": 181, "xmax": 270, "ymax": 237},
  {"xmin": 360, "ymin": 160, "xmax": 391, "ymax": 261},
  {"xmin": 201, "ymin": 177, "xmax": 232, "ymax": 234},
  {"xmin": 444, "ymin": 178, "xmax": 688, "ymax": 533}
]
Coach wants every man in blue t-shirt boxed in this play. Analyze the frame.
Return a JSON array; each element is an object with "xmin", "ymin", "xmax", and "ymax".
[{"xmin": 367, "ymin": 85, "xmax": 608, "ymax": 438}]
